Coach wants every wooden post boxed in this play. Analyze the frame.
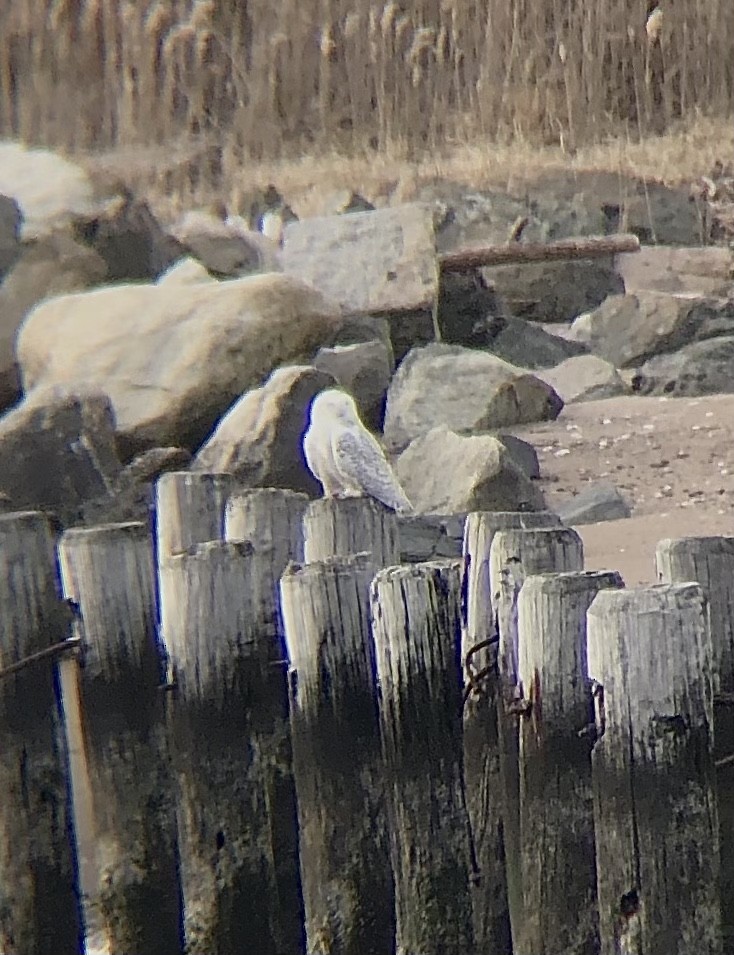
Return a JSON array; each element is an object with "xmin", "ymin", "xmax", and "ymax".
[
  {"xmin": 656, "ymin": 537, "xmax": 734, "ymax": 954},
  {"xmin": 225, "ymin": 487, "xmax": 309, "ymax": 562},
  {"xmin": 225, "ymin": 488, "xmax": 311, "ymax": 955},
  {"xmin": 303, "ymin": 497, "xmax": 400, "ymax": 566},
  {"xmin": 155, "ymin": 470, "xmax": 235, "ymax": 560},
  {"xmin": 159, "ymin": 539, "xmax": 296, "ymax": 954},
  {"xmin": 280, "ymin": 555, "xmax": 394, "ymax": 955},
  {"xmin": 517, "ymin": 570, "xmax": 624, "ymax": 955},
  {"xmin": 462, "ymin": 510, "xmax": 562, "ymax": 954},
  {"xmin": 371, "ymin": 560, "xmax": 474, "ymax": 954},
  {"xmin": 587, "ymin": 584, "xmax": 721, "ymax": 955},
  {"xmin": 488, "ymin": 526, "xmax": 584, "ymax": 949},
  {"xmin": 0, "ymin": 512, "xmax": 83, "ymax": 955},
  {"xmin": 57, "ymin": 522, "xmax": 183, "ymax": 955}
]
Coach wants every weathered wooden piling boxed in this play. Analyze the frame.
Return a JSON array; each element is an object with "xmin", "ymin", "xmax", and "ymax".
[
  {"xmin": 280, "ymin": 555, "xmax": 394, "ymax": 955},
  {"xmin": 226, "ymin": 487, "xmax": 311, "ymax": 954},
  {"xmin": 587, "ymin": 584, "xmax": 721, "ymax": 955},
  {"xmin": 461, "ymin": 510, "xmax": 562, "ymax": 954},
  {"xmin": 516, "ymin": 570, "xmax": 624, "ymax": 955},
  {"xmin": 656, "ymin": 536, "xmax": 734, "ymax": 955},
  {"xmin": 159, "ymin": 540, "xmax": 297, "ymax": 954},
  {"xmin": 0, "ymin": 512, "xmax": 83, "ymax": 955},
  {"xmin": 155, "ymin": 470, "xmax": 235, "ymax": 560},
  {"xmin": 58, "ymin": 522, "xmax": 183, "ymax": 955},
  {"xmin": 371, "ymin": 560, "xmax": 474, "ymax": 955},
  {"xmin": 488, "ymin": 526, "xmax": 584, "ymax": 948},
  {"xmin": 303, "ymin": 496, "xmax": 400, "ymax": 565},
  {"xmin": 225, "ymin": 487, "xmax": 309, "ymax": 562}
]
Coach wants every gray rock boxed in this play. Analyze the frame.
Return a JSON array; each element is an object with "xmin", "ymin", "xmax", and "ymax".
[
  {"xmin": 632, "ymin": 336, "xmax": 734, "ymax": 397},
  {"xmin": 73, "ymin": 195, "xmax": 182, "ymax": 280},
  {"xmin": 383, "ymin": 343, "xmax": 563, "ymax": 453},
  {"xmin": 315, "ymin": 190, "xmax": 376, "ymax": 216},
  {"xmin": 0, "ymin": 142, "xmax": 111, "ymax": 239},
  {"xmin": 170, "ymin": 210, "xmax": 280, "ymax": 277},
  {"xmin": 313, "ymin": 340, "xmax": 393, "ymax": 430},
  {"xmin": 0, "ymin": 194, "xmax": 22, "ymax": 278},
  {"xmin": 496, "ymin": 434, "xmax": 540, "ymax": 479},
  {"xmin": 437, "ymin": 270, "xmax": 508, "ymax": 345},
  {"xmin": 0, "ymin": 389, "xmax": 121, "ymax": 524},
  {"xmin": 17, "ymin": 272, "xmax": 343, "ymax": 457},
  {"xmin": 567, "ymin": 292, "xmax": 734, "ymax": 368},
  {"xmin": 193, "ymin": 365, "xmax": 336, "ymax": 494},
  {"xmin": 81, "ymin": 446, "xmax": 191, "ymax": 526},
  {"xmin": 332, "ymin": 314, "xmax": 395, "ymax": 367},
  {"xmin": 396, "ymin": 427, "xmax": 545, "ymax": 515},
  {"xmin": 283, "ymin": 203, "xmax": 437, "ymax": 314},
  {"xmin": 438, "ymin": 270, "xmax": 587, "ymax": 364},
  {"xmin": 156, "ymin": 257, "xmax": 215, "ymax": 286},
  {"xmin": 0, "ymin": 232, "xmax": 108, "ymax": 411},
  {"xmin": 557, "ymin": 482, "xmax": 631, "ymax": 526},
  {"xmin": 616, "ymin": 246, "xmax": 734, "ymax": 297},
  {"xmin": 282, "ymin": 204, "xmax": 438, "ymax": 361},
  {"xmin": 537, "ymin": 354, "xmax": 627, "ymax": 403},
  {"xmin": 481, "ymin": 314, "xmax": 588, "ymax": 368},
  {"xmin": 484, "ymin": 259, "xmax": 624, "ymax": 324},
  {"xmin": 397, "ymin": 513, "xmax": 465, "ymax": 562}
]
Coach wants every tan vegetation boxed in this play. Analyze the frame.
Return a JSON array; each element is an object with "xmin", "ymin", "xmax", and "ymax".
[{"xmin": 0, "ymin": 0, "xmax": 732, "ymax": 211}]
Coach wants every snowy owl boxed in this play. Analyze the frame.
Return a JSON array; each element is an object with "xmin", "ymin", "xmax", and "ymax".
[{"xmin": 304, "ymin": 389, "xmax": 412, "ymax": 513}]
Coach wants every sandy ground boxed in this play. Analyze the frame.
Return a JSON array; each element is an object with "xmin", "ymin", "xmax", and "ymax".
[{"xmin": 513, "ymin": 392, "xmax": 734, "ymax": 585}]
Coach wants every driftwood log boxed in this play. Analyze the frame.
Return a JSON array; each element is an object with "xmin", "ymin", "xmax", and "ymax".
[{"xmin": 439, "ymin": 232, "xmax": 640, "ymax": 272}]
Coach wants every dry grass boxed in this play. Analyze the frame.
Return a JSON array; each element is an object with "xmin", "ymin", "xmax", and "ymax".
[{"xmin": 1, "ymin": 0, "xmax": 732, "ymax": 213}]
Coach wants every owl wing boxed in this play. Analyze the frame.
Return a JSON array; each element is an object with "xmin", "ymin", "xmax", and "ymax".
[{"xmin": 334, "ymin": 426, "xmax": 412, "ymax": 513}]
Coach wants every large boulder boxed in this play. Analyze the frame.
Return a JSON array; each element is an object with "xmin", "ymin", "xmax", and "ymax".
[
  {"xmin": 557, "ymin": 481, "xmax": 631, "ymax": 526},
  {"xmin": 170, "ymin": 210, "xmax": 280, "ymax": 277},
  {"xmin": 632, "ymin": 336, "xmax": 734, "ymax": 397},
  {"xmin": 282, "ymin": 204, "xmax": 438, "ymax": 361},
  {"xmin": 0, "ymin": 390, "xmax": 121, "ymax": 523},
  {"xmin": 0, "ymin": 232, "xmax": 108, "ymax": 410},
  {"xmin": 484, "ymin": 259, "xmax": 624, "ymax": 324},
  {"xmin": 0, "ymin": 195, "xmax": 22, "ymax": 278},
  {"xmin": 156, "ymin": 257, "xmax": 215, "ymax": 286},
  {"xmin": 0, "ymin": 142, "xmax": 112, "ymax": 239},
  {"xmin": 616, "ymin": 246, "xmax": 734, "ymax": 297},
  {"xmin": 396, "ymin": 427, "xmax": 545, "ymax": 514},
  {"xmin": 567, "ymin": 292, "xmax": 734, "ymax": 368},
  {"xmin": 383, "ymin": 343, "xmax": 563, "ymax": 453},
  {"xmin": 193, "ymin": 365, "xmax": 336, "ymax": 494},
  {"xmin": 438, "ymin": 270, "xmax": 587, "ymax": 363},
  {"xmin": 536, "ymin": 354, "xmax": 627, "ymax": 403},
  {"xmin": 72, "ymin": 195, "xmax": 182, "ymax": 281},
  {"xmin": 313, "ymin": 339, "xmax": 393, "ymax": 429},
  {"xmin": 17, "ymin": 273, "xmax": 343, "ymax": 456},
  {"xmin": 82, "ymin": 446, "xmax": 192, "ymax": 526}
]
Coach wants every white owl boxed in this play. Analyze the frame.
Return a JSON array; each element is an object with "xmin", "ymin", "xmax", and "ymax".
[{"xmin": 304, "ymin": 389, "xmax": 412, "ymax": 513}]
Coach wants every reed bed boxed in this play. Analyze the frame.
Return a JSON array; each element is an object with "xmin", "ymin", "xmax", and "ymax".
[{"xmin": 0, "ymin": 0, "xmax": 732, "ymax": 201}]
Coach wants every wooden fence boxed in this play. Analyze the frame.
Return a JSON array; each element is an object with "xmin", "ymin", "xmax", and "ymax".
[{"xmin": 0, "ymin": 472, "xmax": 732, "ymax": 955}]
